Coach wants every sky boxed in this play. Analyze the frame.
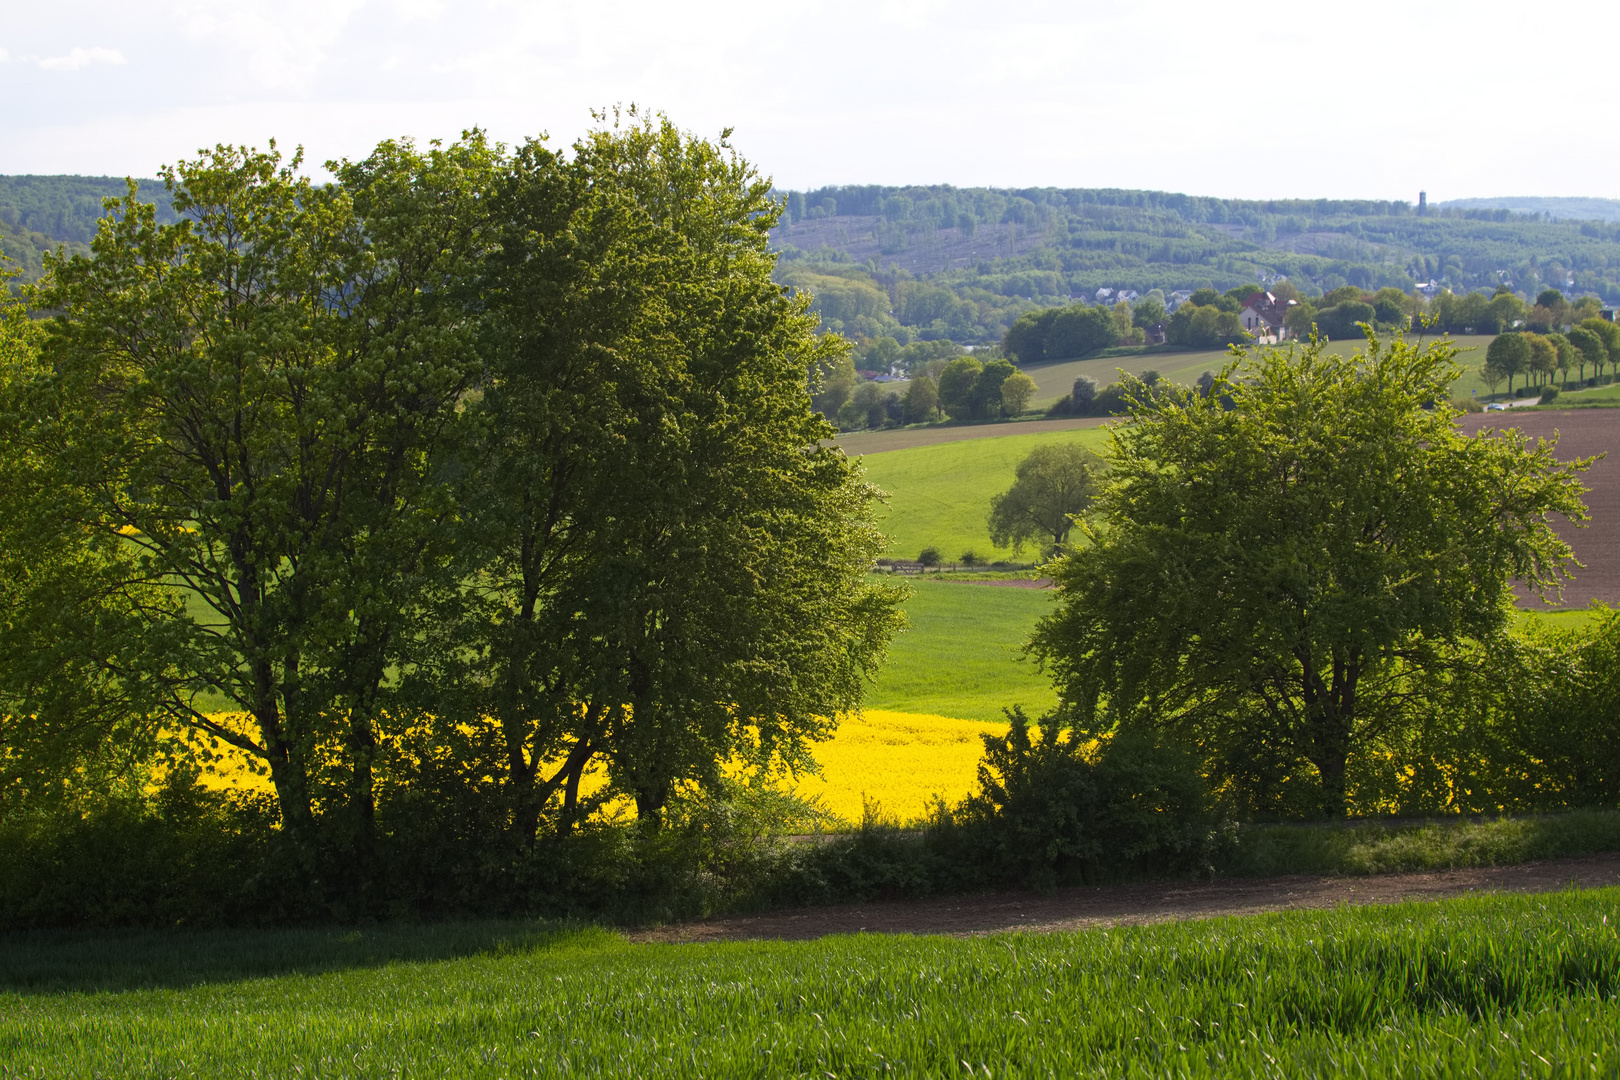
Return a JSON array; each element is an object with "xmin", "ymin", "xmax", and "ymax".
[{"xmin": 4, "ymin": 0, "xmax": 1615, "ymax": 203}]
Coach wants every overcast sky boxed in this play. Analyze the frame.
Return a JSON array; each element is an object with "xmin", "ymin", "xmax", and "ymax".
[{"xmin": 4, "ymin": 0, "xmax": 1613, "ymax": 203}]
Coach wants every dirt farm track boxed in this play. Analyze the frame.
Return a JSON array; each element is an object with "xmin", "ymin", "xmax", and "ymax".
[{"xmin": 1463, "ymin": 409, "xmax": 1620, "ymax": 610}]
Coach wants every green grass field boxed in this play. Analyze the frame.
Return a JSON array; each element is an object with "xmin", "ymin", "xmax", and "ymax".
[
  {"xmin": 859, "ymin": 425, "xmax": 1111, "ymax": 561},
  {"xmin": 5, "ymin": 889, "xmax": 1618, "ymax": 1077},
  {"xmin": 866, "ymin": 578, "xmax": 1055, "ymax": 722},
  {"xmin": 1020, "ymin": 334, "xmax": 1500, "ymax": 409},
  {"xmin": 1532, "ymin": 381, "xmax": 1620, "ymax": 408}
]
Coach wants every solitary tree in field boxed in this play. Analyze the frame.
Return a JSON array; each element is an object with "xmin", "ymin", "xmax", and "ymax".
[
  {"xmin": 1000, "ymin": 372, "xmax": 1037, "ymax": 416},
  {"xmin": 1071, "ymin": 375, "xmax": 1098, "ymax": 413},
  {"xmin": 1031, "ymin": 335, "xmax": 1590, "ymax": 818},
  {"xmin": 937, "ymin": 356, "xmax": 983, "ymax": 420},
  {"xmin": 902, "ymin": 374, "xmax": 940, "ymax": 423},
  {"xmin": 987, "ymin": 443, "xmax": 1106, "ymax": 555}
]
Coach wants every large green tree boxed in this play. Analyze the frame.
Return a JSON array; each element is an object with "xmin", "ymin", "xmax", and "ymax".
[
  {"xmin": 0, "ymin": 286, "xmax": 169, "ymax": 813},
  {"xmin": 1580, "ymin": 317, "xmax": 1619, "ymax": 380},
  {"xmin": 447, "ymin": 113, "xmax": 904, "ymax": 834},
  {"xmin": 1031, "ymin": 336, "xmax": 1589, "ymax": 818},
  {"xmin": 1485, "ymin": 332, "xmax": 1531, "ymax": 396},
  {"xmin": 10, "ymin": 136, "xmax": 499, "ymax": 868},
  {"xmin": 1566, "ymin": 325, "xmax": 1606, "ymax": 384}
]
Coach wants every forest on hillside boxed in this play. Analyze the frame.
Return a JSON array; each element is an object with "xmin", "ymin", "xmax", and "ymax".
[
  {"xmin": 9, "ymin": 174, "xmax": 1620, "ymax": 353},
  {"xmin": 0, "ymin": 176, "xmax": 175, "ymax": 285},
  {"xmin": 772, "ymin": 185, "xmax": 1620, "ymax": 347}
]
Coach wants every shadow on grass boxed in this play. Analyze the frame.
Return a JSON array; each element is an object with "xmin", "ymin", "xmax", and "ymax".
[{"xmin": 0, "ymin": 919, "xmax": 620, "ymax": 996}]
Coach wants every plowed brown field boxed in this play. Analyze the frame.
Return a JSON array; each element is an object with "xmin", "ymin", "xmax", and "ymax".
[{"xmin": 1463, "ymin": 409, "xmax": 1620, "ymax": 609}]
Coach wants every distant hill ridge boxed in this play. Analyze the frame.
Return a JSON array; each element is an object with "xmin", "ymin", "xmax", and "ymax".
[
  {"xmin": 769, "ymin": 183, "xmax": 1620, "ymax": 347},
  {"xmin": 7, "ymin": 175, "xmax": 1620, "ymax": 351},
  {"xmin": 0, "ymin": 175, "xmax": 175, "ymax": 284},
  {"xmin": 1437, "ymin": 197, "xmax": 1620, "ymax": 223}
]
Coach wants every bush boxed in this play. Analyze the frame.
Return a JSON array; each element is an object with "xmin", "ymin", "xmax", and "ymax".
[
  {"xmin": 0, "ymin": 770, "xmax": 298, "ymax": 929},
  {"xmin": 943, "ymin": 709, "xmax": 1213, "ymax": 888},
  {"xmin": 1539, "ymin": 385, "xmax": 1560, "ymax": 405}
]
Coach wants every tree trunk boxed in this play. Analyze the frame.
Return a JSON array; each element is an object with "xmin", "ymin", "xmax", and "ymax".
[
  {"xmin": 263, "ymin": 733, "xmax": 316, "ymax": 843},
  {"xmin": 558, "ymin": 738, "xmax": 594, "ymax": 836},
  {"xmin": 1300, "ymin": 652, "xmax": 1359, "ymax": 819},
  {"xmin": 347, "ymin": 708, "xmax": 377, "ymax": 870},
  {"xmin": 253, "ymin": 655, "xmax": 316, "ymax": 851},
  {"xmin": 634, "ymin": 783, "xmax": 671, "ymax": 824}
]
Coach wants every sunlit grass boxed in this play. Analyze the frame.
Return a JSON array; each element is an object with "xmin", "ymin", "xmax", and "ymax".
[
  {"xmin": 5, "ymin": 889, "xmax": 1619, "ymax": 1077},
  {"xmin": 858, "ymin": 425, "xmax": 1110, "ymax": 560}
]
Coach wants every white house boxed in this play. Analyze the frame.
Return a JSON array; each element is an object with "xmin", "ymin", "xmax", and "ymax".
[{"xmin": 1238, "ymin": 291, "xmax": 1295, "ymax": 343}]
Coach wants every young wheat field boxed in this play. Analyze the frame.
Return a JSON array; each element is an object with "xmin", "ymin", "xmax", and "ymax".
[{"xmin": 4, "ymin": 889, "xmax": 1617, "ymax": 1077}]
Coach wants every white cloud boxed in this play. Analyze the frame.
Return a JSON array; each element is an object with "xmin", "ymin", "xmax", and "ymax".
[
  {"xmin": 2, "ymin": 0, "xmax": 1618, "ymax": 198},
  {"xmin": 171, "ymin": 0, "xmax": 366, "ymax": 93},
  {"xmin": 0, "ymin": 47, "xmax": 11, "ymax": 63},
  {"xmin": 38, "ymin": 46, "xmax": 127, "ymax": 71}
]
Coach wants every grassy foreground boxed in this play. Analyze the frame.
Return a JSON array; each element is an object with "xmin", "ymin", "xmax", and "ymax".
[{"xmin": 5, "ymin": 889, "xmax": 1618, "ymax": 1077}]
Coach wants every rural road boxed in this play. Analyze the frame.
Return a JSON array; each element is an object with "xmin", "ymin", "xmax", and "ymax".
[{"xmin": 633, "ymin": 854, "xmax": 1620, "ymax": 942}]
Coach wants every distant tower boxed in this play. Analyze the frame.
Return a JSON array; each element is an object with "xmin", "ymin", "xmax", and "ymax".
[{"xmin": 1418, "ymin": 191, "xmax": 1427, "ymax": 214}]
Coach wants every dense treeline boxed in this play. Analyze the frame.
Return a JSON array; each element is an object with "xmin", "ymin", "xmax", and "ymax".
[
  {"xmin": 0, "ymin": 117, "xmax": 903, "ymax": 923},
  {"xmin": 771, "ymin": 183, "xmax": 1620, "ymax": 350},
  {"xmin": 0, "ymin": 175, "xmax": 177, "ymax": 288}
]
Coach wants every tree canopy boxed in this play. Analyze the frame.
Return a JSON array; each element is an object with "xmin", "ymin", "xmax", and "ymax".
[
  {"xmin": 1, "ymin": 117, "xmax": 904, "ymax": 889},
  {"xmin": 1030, "ymin": 335, "xmax": 1590, "ymax": 818}
]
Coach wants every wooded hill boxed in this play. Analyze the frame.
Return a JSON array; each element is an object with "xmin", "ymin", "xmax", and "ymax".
[
  {"xmin": 9, "ymin": 174, "xmax": 1620, "ymax": 351},
  {"xmin": 772, "ymin": 185, "xmax": 1620, "ymax": 345},
  {"xmin": 0, "ymin": 175, "xmax": 175, "ymax": 285}
]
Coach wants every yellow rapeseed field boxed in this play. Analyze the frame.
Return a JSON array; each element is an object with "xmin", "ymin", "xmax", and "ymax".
[
  {"xmin": 792, "ymin": 709, "xmax": 1004, "ymax": 824},
  {"xmin": 192, "ymin": 709, "xmax": 1002, "ymax": 827}
]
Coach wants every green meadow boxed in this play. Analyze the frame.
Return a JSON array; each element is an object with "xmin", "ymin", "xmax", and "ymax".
[
  {"xmin": 5, "ymin": 889, "xmax": 1619, "ymax": 1077},
  {"xmin": 865, "ymin": 578, "xmax": 1055, "ymax": 722},
  {"xmin": 858, "ymin": 424, "xmax": 1111, "ymax": 561},
  {"xmin": 1019, "ymin": 333, "xmax": 1500, "ymax": 409}
]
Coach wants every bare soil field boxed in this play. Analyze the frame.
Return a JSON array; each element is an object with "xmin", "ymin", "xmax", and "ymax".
[
  {"xmin": 634, "ymin": 853, "xmax": 1620, "ymax": 943},
  {"xmin": 1463, "ymin": 409, "xmax": 1620, "ymax": 609}
]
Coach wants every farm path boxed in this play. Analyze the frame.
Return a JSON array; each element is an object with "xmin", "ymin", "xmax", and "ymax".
[{"xmin": 632, "ymin": 853, "xmax": 1620, "ymax": 943}]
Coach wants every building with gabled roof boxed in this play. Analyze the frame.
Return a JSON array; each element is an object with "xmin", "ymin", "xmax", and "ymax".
[{"xmin": 1238, "ymin": 291, "xmax": 1295, "ymax": 343}]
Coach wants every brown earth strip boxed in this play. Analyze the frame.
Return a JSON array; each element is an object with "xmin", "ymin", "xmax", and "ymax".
[
  {"xmin": 631, "ymin": 854, "xmax": 1620, "ymax": 943},
  {"xmin": 1462, "ymin": 409, "xmax": 1620, "ymax": 609}
]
